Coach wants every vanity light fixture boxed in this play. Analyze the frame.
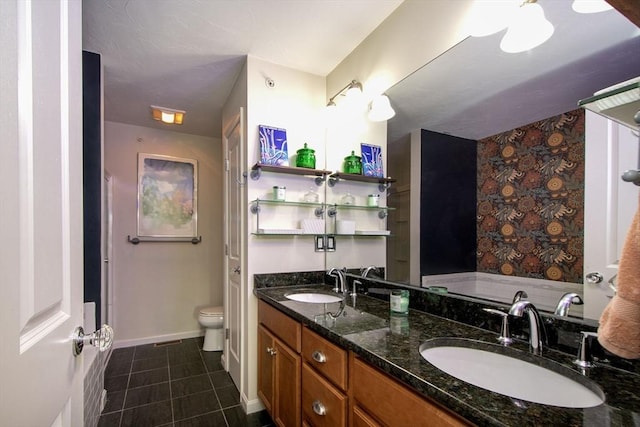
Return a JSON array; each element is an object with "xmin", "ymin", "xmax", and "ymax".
[
  {"xmin": 571, "ymin": 0, "xmax": 613, "ymax": 14},
  {"xmin": 499, "ymin": 0, "xmax": 554, "ymax": 53},
  {"xmin": 368, "ymin": 94, "xmax": 396, "ymax": 122},
  {"xmin": 150, "ymin": 105, "xmax": 185, "ymax": 125},
  {"xmin": 326, "ymin": 80, "xmax": 363, "ymax": 108}
]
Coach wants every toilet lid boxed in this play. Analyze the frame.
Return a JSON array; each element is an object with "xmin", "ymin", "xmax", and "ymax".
[{"xmin": 200, "ymin": 306, "xmax": 223, "ymax": 316}]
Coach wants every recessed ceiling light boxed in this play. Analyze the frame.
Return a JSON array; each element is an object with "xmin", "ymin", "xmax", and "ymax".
[{"xmin": 150, "ymin": 105, "xmax": 185, "ymax": 125}]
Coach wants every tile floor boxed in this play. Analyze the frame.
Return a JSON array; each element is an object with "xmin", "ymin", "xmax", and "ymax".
[{"xmin": 99, "ymin": 337, "xmax": 274, "ymax": 427}]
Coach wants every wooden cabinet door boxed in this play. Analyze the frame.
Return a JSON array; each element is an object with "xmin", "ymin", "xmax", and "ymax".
[
  {"xmin": 274, "ymin": 338, "xmax": 302, "ymax": 427},
  {"xmin": 258, "ymin": 325, "xmax": 275, "ymax": 414},
  {"xmin": 352, "ymin": 405, "xmax": 381, "ymax": 427}
]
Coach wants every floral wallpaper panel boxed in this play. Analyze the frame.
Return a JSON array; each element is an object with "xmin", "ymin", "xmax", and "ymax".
[{"xmin": 477, "ymin": 109, "xmax": 585, "ymax": 283}]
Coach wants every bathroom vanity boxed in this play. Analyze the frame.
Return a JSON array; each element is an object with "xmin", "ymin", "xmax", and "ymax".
[{"xmin": 255, "ymin": 281, "xmax": 640, "ymax": 426}]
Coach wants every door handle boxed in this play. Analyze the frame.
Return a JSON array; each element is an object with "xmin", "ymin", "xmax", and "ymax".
[
  {"xmin": 585, "ymin": 272, "xmax": 604, "ymax": 284},
  {"xmin": 72, "ymin": 324, "xmax": 114, "ymax": 356}
]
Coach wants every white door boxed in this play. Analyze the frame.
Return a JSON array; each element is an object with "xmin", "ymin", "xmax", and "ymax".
[
  {"xmin": 583, "ymin": 110, "xmax": 638, "ymax": 320},
  {"xmin": 223, "ymin": 110, "xmax": 245, "ymax": 390},
  {"xmin": 0, "ymin": 0, "xmax": 85, "ymax": 425}
]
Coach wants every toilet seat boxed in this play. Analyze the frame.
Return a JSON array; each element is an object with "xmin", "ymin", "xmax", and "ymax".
[{"xmin": 200, "ymin": 306, "xmax": 223, "ymax": 317}]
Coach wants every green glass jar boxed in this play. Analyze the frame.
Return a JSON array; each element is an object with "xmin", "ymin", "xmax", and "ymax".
[
  {"xmin": 343, "ymin": 151, "xmax": 362, "ymax": 174},
  {"xmin": 296, "ymin": 143, "xmax": 316, "ymax": 169}
]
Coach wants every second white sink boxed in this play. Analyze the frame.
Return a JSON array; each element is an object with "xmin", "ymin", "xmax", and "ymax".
[
  {"xmin": 285, "ymin": 292, "xmax": 343, "ymax": 304},
  {"xmin": 420, "ymin": 338, "xmax": 604, "ymax": 408}
]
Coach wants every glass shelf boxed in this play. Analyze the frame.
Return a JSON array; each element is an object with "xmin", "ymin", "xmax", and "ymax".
[
  {"xmin": 578, "ymin": 78, "xmax": 639, "ymax": 129},
  {"xmin": 331, "ymin": 232, "xmax": 391, "ymax": 237},
  {"xmin": 250, "ymin": 198, "xmax": 324, "ymax": 208},
  {"xmin": 330, "ymin": 203, "xmax": 395, "ymax": 211},
  {"xmin": 251, "ymin": 231, "xmax": 317, "ymax": 236},
  {"xmin": 250, "ymin": 163, "xmax": 332, "ymax": 185},
  {"xmin": 328, "ymin": 172, "xmax": 396, "ymax": 191}
]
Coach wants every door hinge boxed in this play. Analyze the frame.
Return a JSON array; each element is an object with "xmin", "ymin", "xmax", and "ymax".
[
  {"xmin": 225, "ymin": 159, "xmax": 230, "ymax": 172},
  {"xmin": 224, "ymin": 243, "xmax": 228, "ymax": 256},
  {"xmin": 225, "ymin": 328, "xmax": 229, "ymax": 339}
]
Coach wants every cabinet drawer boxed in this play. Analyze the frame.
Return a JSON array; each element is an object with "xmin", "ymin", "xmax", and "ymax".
[
  {"xmin": 258, "ymin": 300, "xmax": 301, "ymax": 352},
  {"xmin": 351, "ymin": 354, "xmax": 470, "ymax": 427},
  {"xmin": 302, "ymin": 327, "xmax": 348, "ymax": 391},
  {"xmin": 302, "ymin": 363, "xmax": 347, "ymax": 427}
]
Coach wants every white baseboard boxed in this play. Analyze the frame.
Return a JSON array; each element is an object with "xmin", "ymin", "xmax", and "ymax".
[
  {"xmin": 243, "ymin": 395, "xmax": 265, "ymax": 414},
  {"xmin": 113, "ymin": 329, "xmax": 204, "ymax": 348}
]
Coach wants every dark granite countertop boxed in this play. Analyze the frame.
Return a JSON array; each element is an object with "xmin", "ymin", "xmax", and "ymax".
[{"xmin": 254, "ymin": 284, "xmax": 640, "ymax": 427}]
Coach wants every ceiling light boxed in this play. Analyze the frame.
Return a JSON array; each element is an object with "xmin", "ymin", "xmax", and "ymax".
[
  {"xmin": 571, "ymin": 0, "xmax": 613, "ymax": 13},
  {"xmin": 500, "ymin": 1, "xmax": 554, "ymax": 53},
  {"xmin": 368, "ymin": 94, "xmax": 396, "ymax": 122},
  {"xmin": 150, "ymin": 105, "xmax": 185, "ymax": 125}
]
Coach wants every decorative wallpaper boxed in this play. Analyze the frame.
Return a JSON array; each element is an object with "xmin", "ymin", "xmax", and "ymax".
[{"xmin": 476, "ymin": 109, "xmax": 585, "ymax": 283}]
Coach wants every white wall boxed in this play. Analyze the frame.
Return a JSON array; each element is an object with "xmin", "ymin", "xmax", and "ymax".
[
  {"xmin": 327, "ymin": 0, "xmax": 473, "ymax": 100},
  {"xmin": 104, "ymin": 121, "xmax": 223, "ymax": 345},
  {"xmin": 243, "ymin": 55, "xmax": 327, "ymax": 410}
]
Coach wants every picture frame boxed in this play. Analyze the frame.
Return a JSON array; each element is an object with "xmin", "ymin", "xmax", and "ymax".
[
  {"xmin": 361, "ymin": 143, "xmax": 384, "ymax": 177},
  {"xmin": 137, "ymin": 153, "xmax": 198, "ymax": 238},
  {"xmin": 259, "ymin": 125, "xmax": 289, "ymax": 166}
]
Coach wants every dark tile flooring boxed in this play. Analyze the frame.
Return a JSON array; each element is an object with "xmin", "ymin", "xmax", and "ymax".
[{"xmin": 99, "ymin": 337, "xmax": 274, "ymax": 427}]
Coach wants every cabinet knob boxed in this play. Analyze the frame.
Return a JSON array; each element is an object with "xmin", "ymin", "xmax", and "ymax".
[
  {"xmin": 266, "ymin": 346, "xmax": 276, "ymax": 356},
  {"xmin": 312, "ymin": 400, "xmax": 326, "ymax": 416},
  {"xmin": 311, "ymin": 350, "xmax": 327, "ymax": 363}
]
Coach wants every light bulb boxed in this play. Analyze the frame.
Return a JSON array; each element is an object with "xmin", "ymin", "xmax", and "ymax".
[
  {"xmin": 467, "ymin": 0, "xmax": 519, "ymax": 37},
  {"xmin": 500, "ymin": 2, "xmax": 554, "ymax": 53},
  {"xmin": 572, "ymin": 0, "xmax": 613, "ymax": 13},
  {"xmin": 368, "ymin": 95, "xmax": 396, "ymax": 122}
]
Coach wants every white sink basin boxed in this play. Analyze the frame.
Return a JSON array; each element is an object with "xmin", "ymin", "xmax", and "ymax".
[
  {"xmin": 285, "ymin": 292, "xmax": 343, "ymax": 304},
  {"xmin": 420, "ymin": 338, "xmax": 604, "ymax": 408}
]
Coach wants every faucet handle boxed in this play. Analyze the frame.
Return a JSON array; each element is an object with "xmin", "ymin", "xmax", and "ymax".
[
  {"xmin": 573, "ymin": 331, "xmax": 598, "ymax": 369},
  {"xmin": 483, "ymin": 308, "xmax": 513, "ymax": 346}
]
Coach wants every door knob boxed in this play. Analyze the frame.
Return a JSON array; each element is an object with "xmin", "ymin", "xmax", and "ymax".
[
  {"xmin": 585, "ymin": 272, "xmax": 604, "ymax": 284},
  {"xmin": 72, "ymin": 324, "xmax": 114, "ymax": 356}
]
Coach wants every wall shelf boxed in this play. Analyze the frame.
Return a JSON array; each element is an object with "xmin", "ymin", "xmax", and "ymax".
[
  {"xmin": 578, "ymin": 78, "xmax": 639, "ymax": 130},
  {"xmin": 328, "ymin": 172, "xmax": 396, "ymax": 191},
  {"xmin": 250, "ymin": 163, "xmax": 332, "ymax": 185},
  {"xmin": 327, "ymin": 203, "xmax": 394, "ymax": 219}
]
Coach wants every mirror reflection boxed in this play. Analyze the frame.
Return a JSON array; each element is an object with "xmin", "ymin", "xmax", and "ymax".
[{"xmin": 373, "ymin": 1, "xmax": 640, "ymax": 321}]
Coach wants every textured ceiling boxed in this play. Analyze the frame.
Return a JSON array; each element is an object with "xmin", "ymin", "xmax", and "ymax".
[
  {"xmin": 83, "ymin": 0, "xmax": 639, "ymax": 142},
  {"xmin": 82, "ymin": 0, "xmax": 403, "ymax": 138},
  {"xmin": 386, "ymin": 0, "xmax": 640, "ymax": 141}
]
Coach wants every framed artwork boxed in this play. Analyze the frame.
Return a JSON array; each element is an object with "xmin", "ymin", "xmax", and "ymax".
[
  {"xmin": 259, "ymin": 125, "xmax": 289, "ymax": 166},
  {"xmin": 137, "ymin": 153, "xmax": 198, "ymax": 238},
  {"xmin": 361, "ymin": 143, "xmax": 384, "ymax": 177}
]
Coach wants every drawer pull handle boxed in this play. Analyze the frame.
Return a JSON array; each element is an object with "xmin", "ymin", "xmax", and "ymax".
[
  {"xmin": 312, "ymin": 350, "xmax": 326, "ymax": 363},
  {"xmin": 312, "ymin": 400, "xmax": 326, "ymax": 416}
]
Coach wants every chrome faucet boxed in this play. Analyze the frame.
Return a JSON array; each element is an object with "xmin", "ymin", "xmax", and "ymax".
[
  {"xmin": 508, "ymin": 300, "xmax": 547, "ymax": 356},
  {"xmin": 555, "ymin": 292, "xmax": 584, "ymax": 316},
  {"xmin": 512, "ymin": 290, "xmax": 528, "ymax": 304},
  {"xmin": 361, "ymin": 265, "xmax": 380, "ymax": 278},
  {"xmin": 327, "ymin": 268, "xmax": 346, "ymax": 293}
]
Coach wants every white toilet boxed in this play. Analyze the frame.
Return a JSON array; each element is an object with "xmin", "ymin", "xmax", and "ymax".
[{"xmin": 198, "ymin": 306, "xmax": 224, "ymax": 351}]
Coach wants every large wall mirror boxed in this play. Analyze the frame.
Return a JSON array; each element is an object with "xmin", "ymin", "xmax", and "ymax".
[{"xmin": 376, "ymin": 0, "xmax": 639, "ymax": 321}]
